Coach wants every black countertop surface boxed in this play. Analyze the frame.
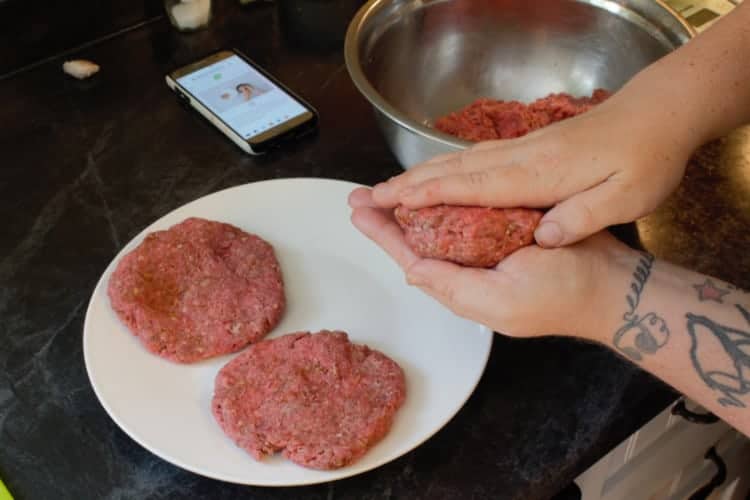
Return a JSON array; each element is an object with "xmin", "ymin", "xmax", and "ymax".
[
  {"xmin": 1, "ymin": 1, "xmax": 748, "ymax": 499},
  {"xmin": 0, "ymin": 0, "xmax": 163, "ymax": 78}
]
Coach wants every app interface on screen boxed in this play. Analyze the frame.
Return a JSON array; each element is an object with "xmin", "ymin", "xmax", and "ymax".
[{"xmin": 177, "ymin": 55, "xmax": 308, "ymax": 140}]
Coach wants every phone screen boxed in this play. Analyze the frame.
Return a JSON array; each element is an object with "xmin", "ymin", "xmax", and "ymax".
[{"xmin": 175, "ymin": 54, "xmax": 310, "ymax": 142}]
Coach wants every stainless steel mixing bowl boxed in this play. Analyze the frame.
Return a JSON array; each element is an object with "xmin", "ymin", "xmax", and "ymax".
[{"xmin": 345, "ymin": 0, "xmax": 695, "ymax": 168}]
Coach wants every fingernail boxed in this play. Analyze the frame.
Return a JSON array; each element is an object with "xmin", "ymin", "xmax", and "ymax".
[{"xmin": 535, "ymin": 221, "xmax": 563, "ymax": 247}]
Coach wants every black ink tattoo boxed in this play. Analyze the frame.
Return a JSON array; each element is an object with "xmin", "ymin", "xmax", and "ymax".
[
  {"xmin": 693, "ymin": 279, "xmax": 730, "ymax": 303},
  {"xmin": 613, "ymin": 253, "xmax": 671, "ymax": 362},
  {"xmin": 686, "ymin": 304, "xmax": 750, "ymax": 408}
]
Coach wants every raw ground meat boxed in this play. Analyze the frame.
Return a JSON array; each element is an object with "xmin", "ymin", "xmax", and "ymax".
[
  {"xmin": 108, "ymin": 217, "xmax": 284, "ymax": 363},
  {"xmin": 435, "ymin": 89, "xmax": 610, "ymax": 141},
  {"xmin": 212, "ymin": 330, "xmax": 406, "ymax": 470},
  {"xmin": 395, "ymin": 205, "xmax": 543, "ymax": 268}
]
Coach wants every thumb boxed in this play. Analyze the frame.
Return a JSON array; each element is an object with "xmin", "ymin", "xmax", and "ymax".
[{"xmin": 535, "ymin": 181, "xmax": 628, "ymax": 247}]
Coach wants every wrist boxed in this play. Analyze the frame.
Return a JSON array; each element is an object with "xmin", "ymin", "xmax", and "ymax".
[
  {"xmin": 614, "ymin": 66, "xmax": 707, "ymax": 154},
  {"xmin": 579, "ymin": 240, "xmax": 643, "ymax": 344},
  {"xmin": 586, "ymin": 245, "xmax": 700, "ymax": 360}
]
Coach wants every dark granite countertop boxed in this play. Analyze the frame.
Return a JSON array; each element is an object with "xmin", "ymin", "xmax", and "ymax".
[{"xmin": 1, "ymin": 1, "xmax": 748, "ymax": 499}]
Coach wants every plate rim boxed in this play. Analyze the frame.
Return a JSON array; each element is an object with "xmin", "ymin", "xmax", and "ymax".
[{"xmin": 82, "ymin": 177, "xmax": 493, "ymax": 487}]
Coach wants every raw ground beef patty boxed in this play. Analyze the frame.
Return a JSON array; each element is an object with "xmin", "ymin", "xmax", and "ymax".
[
  {"xmin": 108, "ymin": 217, "xmax": 284, "ymax": 363},
  {"xmin": 435, "ymin": 89, "xmax": 610, "ymax": 142},
  {"xmin": 395, "ymin": 205, "xmax": 543, "ymax": 268},
  {"xmin": 212, "ymin": 330, "xmax": 406, "ymax": 470}
]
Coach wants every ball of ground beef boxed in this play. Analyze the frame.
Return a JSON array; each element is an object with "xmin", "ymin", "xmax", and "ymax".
[{"xmin": 394, "ymin": 205, "xmax": 543, "ymax": 268}]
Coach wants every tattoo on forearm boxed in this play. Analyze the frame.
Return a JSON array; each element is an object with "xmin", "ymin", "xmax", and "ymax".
[
  {"xmin": 693, "ymin": 279, "xmax": 730, "ymax": 303},
  {"xmin": 686, "ymin": 304, "xmax": 750, "ymax": 408},
  {"xmin": 613, "ymin": 253, "xmax": 671, "ymax": 361}
]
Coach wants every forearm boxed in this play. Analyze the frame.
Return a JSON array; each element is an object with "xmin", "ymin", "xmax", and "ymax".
[
  {"xmin": 589, "ymin": 250, "xmax": 750, "ymax": 436},
  {"xmin": 614, "ymin": 2, "xmax": 750, "ymax": 150}
]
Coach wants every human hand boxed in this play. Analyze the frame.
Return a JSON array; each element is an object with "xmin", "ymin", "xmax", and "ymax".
[
  {"xmin": 349, "ymin": 187, "xmax": 636, "ymax": 339},
  {"xmin": 370, "ymin": 92, "xmax": 694, "ymax": 248}
]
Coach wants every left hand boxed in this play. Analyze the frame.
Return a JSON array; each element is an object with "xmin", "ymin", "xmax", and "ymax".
[
  {"xmin": 367, "ymin": 88, "xmax": 694, "ymax": 248},
  {"xmin": 349, "ymin": 187, "xmax": 634, "ymax": 338}
]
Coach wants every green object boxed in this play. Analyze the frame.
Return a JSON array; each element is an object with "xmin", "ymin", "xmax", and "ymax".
[{"xmin": 0, "ymin": 477, "xmax": 13, "ymax": 500}]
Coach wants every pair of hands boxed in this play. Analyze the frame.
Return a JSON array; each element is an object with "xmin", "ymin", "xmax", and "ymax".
[{"xmin": 349, "ymin": 93, "xmax": 691, "ymax": 340}]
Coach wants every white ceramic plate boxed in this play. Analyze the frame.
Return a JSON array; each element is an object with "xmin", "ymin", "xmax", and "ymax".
[{"xmin": 83, "ymin": 178, "xmax": 493, "ymax": 486}]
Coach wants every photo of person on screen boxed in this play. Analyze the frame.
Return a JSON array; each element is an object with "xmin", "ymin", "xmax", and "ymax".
[{"xmin": 236, "ymin": 83, "xmax": 256, "ymax": 102}]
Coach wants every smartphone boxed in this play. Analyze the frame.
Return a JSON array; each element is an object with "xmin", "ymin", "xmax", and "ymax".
[{"xmin": 166, "ymin": 49, "xmax": 318, "ymax": 154}]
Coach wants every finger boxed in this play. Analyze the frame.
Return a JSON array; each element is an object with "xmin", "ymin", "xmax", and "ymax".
[
  {"xmin": 405, "ymin": 259, "xmax": 496, "ymax": 320},
  {"xmin": 534, "ymin": 179, "xmax": 632, "ymax": 247},
  {"xmin": 470, "ymin": 140, "xmax": 506, "ymax": 152},
  {"xmin": 398, "ymin": 162, "xmax": 572, "ymax": 209},
  {"xmin": 422, "ymin": 140, "xmax": 504, "ymax": 165},
  {"xmin": 372, "ymin": 143, "xmax": 511, "ymax": 207},
  {"xmin": 421, "ymin": 151, "xmax": 461, "ymax": 165},
  {"xmin": 348, "ymin": 187, "xmax": 377, "ymax": 208},
  {"xmin": 350, "ymin": 207, "xmax": 419, "ymax": 271}
]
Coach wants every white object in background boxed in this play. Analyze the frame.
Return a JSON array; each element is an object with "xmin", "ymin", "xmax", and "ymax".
[
  {"xmin": 169, "ymin": 0, "xmax": 211, "ymax": 30},
  {"xmin": 62, "ymin": 60, "xmax": 100, "ymax": 79},
  {"xmin": 661, "ymin": 430, "xmax": 750, "ymax": 500},
  {"xmin": 574, "ymin": 399, "xmax": 750, "ymax": 499}
]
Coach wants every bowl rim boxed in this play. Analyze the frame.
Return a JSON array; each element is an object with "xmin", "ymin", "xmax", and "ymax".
[{"xmin": 344, "ymin": 0, "xmax": 696, "ymax": 154}]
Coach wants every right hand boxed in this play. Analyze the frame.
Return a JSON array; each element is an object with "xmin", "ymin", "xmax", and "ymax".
[
  {"xmin": 371, "ymin": 90, "xmax": 695, "ymax": 248},
  {"xmin": 349, "ymin": 187, "xmax": 634, "ymax": 339}
]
